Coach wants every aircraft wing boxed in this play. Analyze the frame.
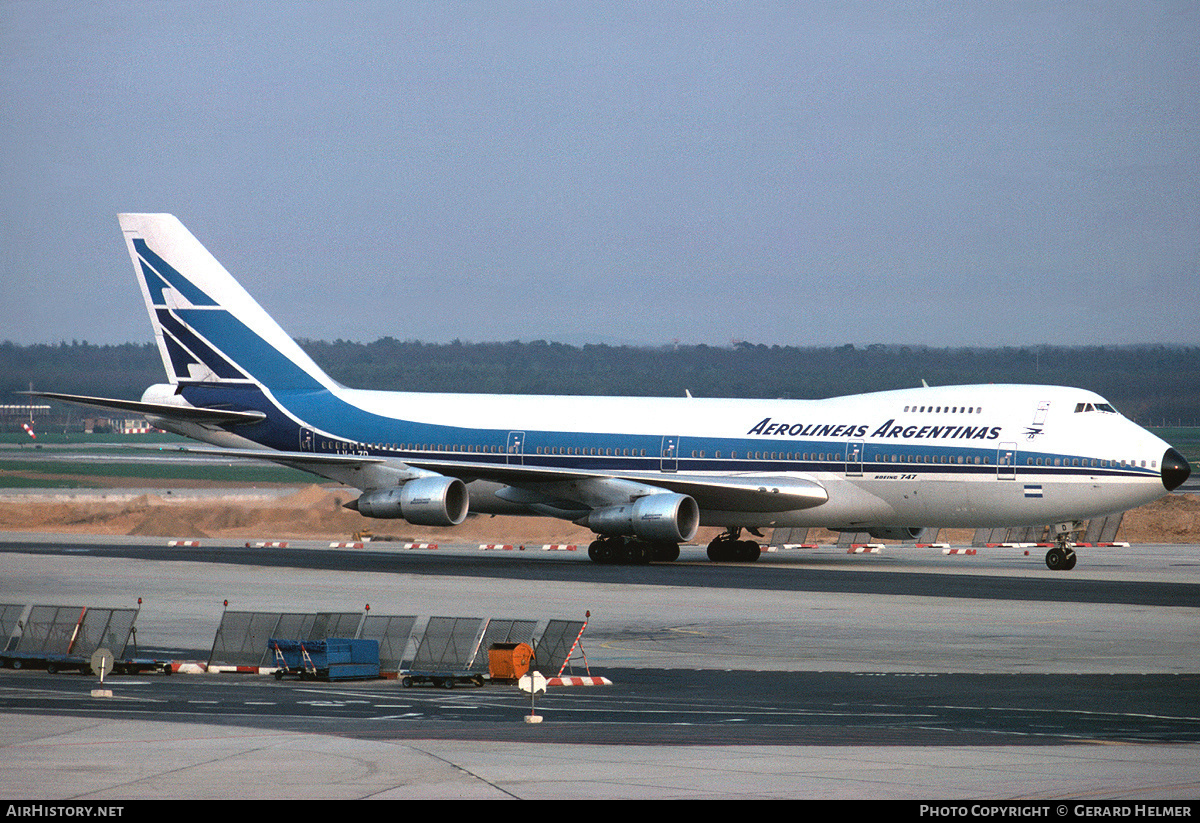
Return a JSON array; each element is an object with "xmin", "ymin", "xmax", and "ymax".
[
  {"xmin": 20, "ymin": 391, "xmax": 266, "ymax": 426},
  {"xmin": 403, "ymin": 457, "xmax": 828, "ymax": 513},
  {"xmin": 74, "ymin": 437, "xmax": 827, "ymax": 515},
  {"xmin": 145, "ymin": 447, "xmax": 827, "ymax": 514}
]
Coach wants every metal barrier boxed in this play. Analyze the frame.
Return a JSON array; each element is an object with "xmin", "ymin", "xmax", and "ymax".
[
  {"xmin": 534, "ymin": 619, "xmax": 587, "ymax": 676},
  {"xmin": 411, "ymin": 616, "xmax": 484, "ymax": 672},
  {"xmin": 0, "ymin": 604, "xmax": 137, "ymax": 658},
  {"xmin": 0, "ymin": 605, "xmax": 26, "ymax": 651},
  {"xmin": 210, "ymin": 611, "xmax": 363, "ymax": 669},
  {"xmin": 1084, "ymin": 513, "xmax": 1124, "ymax": 544},
  {"xmin": 359, "ymin": 614, "xmax": 418, "ymax": 673},
  {"xmin": 0, "ymin": 603, "xmax": 594, "ymax": 679}
]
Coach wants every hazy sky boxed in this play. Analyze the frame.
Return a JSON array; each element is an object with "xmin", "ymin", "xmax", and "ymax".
[{"xmin": 2, "ymin": 2, "xmax": 1197, "ymax": 349}]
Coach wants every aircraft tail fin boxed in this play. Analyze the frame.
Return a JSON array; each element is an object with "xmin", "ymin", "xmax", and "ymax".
[{"xmin": 119, "ymin": 214, "xmax": 336, "ymax": 391}]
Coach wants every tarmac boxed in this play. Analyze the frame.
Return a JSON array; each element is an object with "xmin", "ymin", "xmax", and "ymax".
[{"xmin": 2, "ymin": 532, "xmax": 1199, "ymax": 800}]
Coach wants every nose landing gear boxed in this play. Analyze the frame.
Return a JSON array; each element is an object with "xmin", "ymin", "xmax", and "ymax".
[{"xmin": 1045, "ymin": 521, "xmax": 1081, "ymax": 570}]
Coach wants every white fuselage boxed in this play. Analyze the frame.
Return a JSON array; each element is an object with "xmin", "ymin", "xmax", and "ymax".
[{"xmin": 186, "ymin": 380, "xmax": 1175, "ymax": 532}]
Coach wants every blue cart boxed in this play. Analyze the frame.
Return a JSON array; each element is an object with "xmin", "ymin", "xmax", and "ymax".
[{"xmin": 269, "ymin": 638, "xmax": 380, "ymax": 682}]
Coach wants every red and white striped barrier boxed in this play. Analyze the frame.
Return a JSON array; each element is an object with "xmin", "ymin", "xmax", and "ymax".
[
  {"xmin": 540, "ymin": 544, "xmax": 577, "ymax": 551},
  {"xmin": 848, "ymin": 544, "xmax": 883, "ymax": 553},
  {"xmin": 401, "ymin": 542, "xmax": 438, "ymax": 550},
  {"xmin": 171, "ymin": 661, "xmax": 208, "ymax": 674},
  {"xmin": 246, "ymin": 541, "xmax": 289, "ymax": 548},
  {"xmin": 917, "ymin": 543, "xmax": 950, "ymax": 548},
  {"xmin": 479, "ymin": 544, "xmax": 516, "ymax": 551},
  {"xmin": 167, "ymin": 540, "xmax": 200, "ymax": 547},
  {"xmin": 942, "ymin": 548, "xmax": 978, "ymax": 556},
  {"xmin": 330, "ymin": 541, "xmax": 365, "ymax": 548},
  {"xmin": 780, "ymin": 543, "xmax": 820, "ymax": 549},
  {"xmin": 547, "ymin": 675, "xmax": 612, "ymax": 687}
]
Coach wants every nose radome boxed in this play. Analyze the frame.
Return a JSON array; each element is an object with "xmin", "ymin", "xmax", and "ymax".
[{"xmin": 1162, "ymin": 448, "xmax": 1192, "ymax": 492}]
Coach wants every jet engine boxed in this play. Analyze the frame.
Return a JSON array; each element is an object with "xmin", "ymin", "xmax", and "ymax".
[
  {"xmin": 584, "ymin": 493, "xmax": 699, "ymax": 543},
  {"xmin": 348, "ymin": 476, "xmax": 469, "ymax": 526}
]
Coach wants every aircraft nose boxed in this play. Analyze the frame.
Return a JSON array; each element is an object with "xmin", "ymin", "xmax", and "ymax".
[{"xmin": 1162, "ymin": 448, "xmax": 1191, "ymax": 492}]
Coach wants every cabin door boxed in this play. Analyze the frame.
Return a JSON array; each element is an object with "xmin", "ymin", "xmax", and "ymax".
[
  {"xmin": 660, "ymin": 435, "xmax": 679, "ymax": 472},
  {"xmin": 506, "ymin": 431, "xmax": 525, "ymax": 465},
  {"xmin": 997, "ymin": 442, "xmax": 1017, "ymax": 480},
  {"xmin": 846, "ymin": 440, "xmax": 864, "ymax": 477}
]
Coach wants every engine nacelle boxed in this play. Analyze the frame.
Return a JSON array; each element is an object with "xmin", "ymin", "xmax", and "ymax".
[
  {"xmin": 585, "ymin": 493, "xmax": 699, "ymax": 543},
  {"xmin": 351, "ymin": 476, "xmax": 469, "ymax": 526},
  {"xmin": 866, "ymin": 527, "xmax": 923, "ymax": 541}
]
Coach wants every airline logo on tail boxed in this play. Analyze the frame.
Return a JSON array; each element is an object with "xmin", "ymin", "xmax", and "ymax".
[{"xmin": 127, "ymin": 223, "xmax": 324, "ymax": 392}]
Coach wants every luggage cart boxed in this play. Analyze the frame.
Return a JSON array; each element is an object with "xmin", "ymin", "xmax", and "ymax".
[
  {"xmin": 398, "ymin": 670, "xmax": 485, "ymax": 688},
  {"xmin": 271, "ymin": 639, "xmax": 316, "ymax": 680},
  {"xmin": 269, "ymin": 638, "xmax": 379, "ymax": 681}
]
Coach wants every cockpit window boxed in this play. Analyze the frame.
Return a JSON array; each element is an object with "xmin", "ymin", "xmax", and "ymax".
[{"xmin": 1075, "ymin": 401, "xmax": 1118, "ymax": 414}]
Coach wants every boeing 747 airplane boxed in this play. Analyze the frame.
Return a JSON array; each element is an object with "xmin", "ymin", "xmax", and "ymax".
[{"xmin": 30, "ymin": 214, "xmax": 1191, "ymax": 570}]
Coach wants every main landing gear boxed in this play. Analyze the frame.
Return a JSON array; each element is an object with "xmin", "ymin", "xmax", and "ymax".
[
  {"xmin": 587, "ymin": 535, "xmax": 680, "ymax": 565},
  {"xmin": 706, "ymin": 527, "xmax": 762, "ymax": 563}
]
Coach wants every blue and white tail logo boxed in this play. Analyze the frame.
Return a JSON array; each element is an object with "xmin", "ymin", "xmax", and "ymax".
[{"xmin": 120, "ymin": 214, "xmax": 335, "ymax": 393}]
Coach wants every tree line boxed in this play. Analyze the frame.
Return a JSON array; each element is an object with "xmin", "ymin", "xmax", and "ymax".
[{"xmin": 2, "ymin": 339, "xmax": 1197, "ymax": 426}]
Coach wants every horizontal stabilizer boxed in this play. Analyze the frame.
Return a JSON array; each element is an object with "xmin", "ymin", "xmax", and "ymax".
[
  {"xmin": 168, "ymin": 445, "xmax": 387, "ymax": 467},
  {"xmin": 20, "ymin": 391, "xmax": 265, "ymax": 425}
]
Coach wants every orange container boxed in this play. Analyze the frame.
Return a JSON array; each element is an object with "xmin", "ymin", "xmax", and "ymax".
[{"xmin": 487, "ymin": 642, "xmax": 534, "ymax": 680}]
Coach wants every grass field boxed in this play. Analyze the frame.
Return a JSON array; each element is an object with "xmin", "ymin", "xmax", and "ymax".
[{"xmin": 0, "ymin": 431, "xmax": 315, "ymax": 487}]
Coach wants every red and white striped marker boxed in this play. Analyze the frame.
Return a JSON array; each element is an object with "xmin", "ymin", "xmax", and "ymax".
[
  {"xmin": 246, "ymin": 541, "xmax": 289, "ymax": 548},
  {"xmin": 540, "ymin": 544, "xmax": 577, "ymax": 551},
  {"xmin": 941, "ymin": 548, "xmax": 978, "ymax": 556},
  {"xmin": 167, "ymin": 540, "xmax": 200, "ymax": 547},
  {"xmin": 22, "ymin": 422, "xmax": 36, "ymax": 439},
  {"xmin": 479, "ymin": 544, "xmax": 516, "ymax": 551},
  {"xmin": 401, "ymin": 542, "xmax": 438, "ymax": 550},
  {"xmin": 330, "ymin": 542, "xmax": 365, "ymax": 548},
  {"xmin": 547, "ymin": 676, "xmax": 613, "ymax": 687}
]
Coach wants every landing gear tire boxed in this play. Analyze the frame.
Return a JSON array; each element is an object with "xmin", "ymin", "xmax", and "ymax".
[
  {"xmin": 618, "ymin": 541, "xmax": 650, "ymax": 565},
  {"xmin": 651, "ymin": 542, "xmax": 680, "ymax": 562},
  {"xmin": 707, "ymin": 530, "xmax": 761, "ymax": 563},
  {"xmin": 1045, "ymin": 546, "xmax": 1078, "ymax": 571},
  {"xmin": 589, "ymin": 536, "xmax": 674, "ymax": 565},
  {"xmin": 588, "ymin": 539, "xmax": 616, "ymax": 564}
]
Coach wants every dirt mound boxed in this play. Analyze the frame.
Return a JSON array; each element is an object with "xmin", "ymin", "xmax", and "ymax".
[
  {"xmin": 0, "ymin": 486, "xmax": 1196, "ymax": 544},
  {"xmin": 1121, "ymin": 493, "xmax": 1200, "ymax": 543}
]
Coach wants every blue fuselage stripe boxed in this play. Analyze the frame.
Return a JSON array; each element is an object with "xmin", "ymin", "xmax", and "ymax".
[{"xmin": 177, "ymin": 383, "xmax": 1161, "ymax": 485}]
